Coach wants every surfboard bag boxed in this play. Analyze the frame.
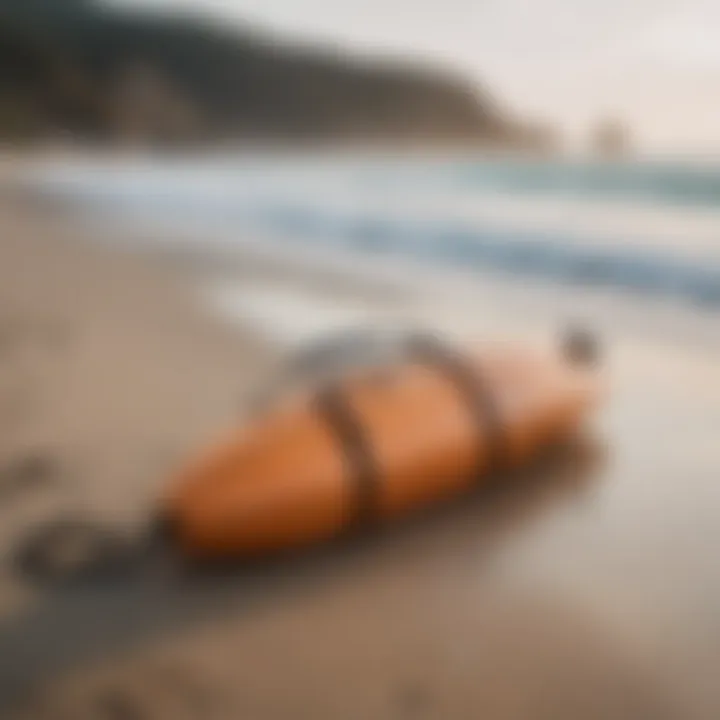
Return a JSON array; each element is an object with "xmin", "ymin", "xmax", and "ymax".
[{"xmin": 160, "ymin": 335, "xmax": 601, "ymax": 558}]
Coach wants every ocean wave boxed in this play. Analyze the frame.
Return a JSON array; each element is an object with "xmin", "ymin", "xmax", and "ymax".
[
  {"xmin": 248, "ymin": 203, "xmax": 720, "ymax": 307},
  {"xmin": 23, "ymin": 156, "xmax": 720, "ymax": 309}
]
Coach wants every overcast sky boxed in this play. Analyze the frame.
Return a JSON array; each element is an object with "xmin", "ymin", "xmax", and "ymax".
[{"xmin": 112, "ymin": 0, "xmax": 720, "ymax": 153}]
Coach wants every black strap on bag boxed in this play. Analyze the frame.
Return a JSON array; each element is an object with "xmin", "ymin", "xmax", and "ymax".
[
  {"xmin": 314, "ymin": 383, "xmax": 381, "ymax": 527},
  {"xmin": 313, "ymin": 334, "xmax": 507, "ymax": 529}
]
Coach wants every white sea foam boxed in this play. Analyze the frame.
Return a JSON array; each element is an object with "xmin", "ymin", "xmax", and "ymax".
[
  {"xmin": 19, "ymin": 153, "xmax": 720, "ymax": 312},
  {"xmin": 23, "ymin": 154, "xmax": 720, "ymax": 260}
]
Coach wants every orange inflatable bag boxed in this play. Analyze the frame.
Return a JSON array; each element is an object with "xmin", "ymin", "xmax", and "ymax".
[{"xmin": 161, "ymin": 331, "xmax": 601, "ymax": 559}]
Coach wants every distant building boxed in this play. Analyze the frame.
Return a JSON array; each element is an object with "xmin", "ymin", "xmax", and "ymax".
[{"xmin": 591, "ymin": 118, "xmax": 631, "ymax": 159}]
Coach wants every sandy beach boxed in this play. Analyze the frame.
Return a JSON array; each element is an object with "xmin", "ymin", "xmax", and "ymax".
[
  {"xmin": 1, "ymin": 186, "xmax": 720, "ymax": 720},
  {"xmin": 0, "ymin": 195, "xmax": 275, "ymax": 605}
]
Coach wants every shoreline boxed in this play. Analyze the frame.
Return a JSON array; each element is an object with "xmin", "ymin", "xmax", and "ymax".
[
  {"xmin": 83, "ymin": 209, "xmax": 720, "ymax": 358},
  {"xmin": 14, "ymin": 152, "xmax": 720, "ymax": 321}
]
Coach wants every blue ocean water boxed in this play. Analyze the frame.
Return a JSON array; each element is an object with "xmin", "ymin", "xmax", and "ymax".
[
  {"xmin": 403, "ymin": 160, "xmax": 720, "ymax": 208},
  {"xmin": 28, "ymin": 156, "xmax": 720, "ymax": 308}
]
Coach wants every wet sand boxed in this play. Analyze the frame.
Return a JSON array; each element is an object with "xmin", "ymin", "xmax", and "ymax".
[{"xmin": 1, "ymin": 196, "xmax": 720, "ymax": 719}]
